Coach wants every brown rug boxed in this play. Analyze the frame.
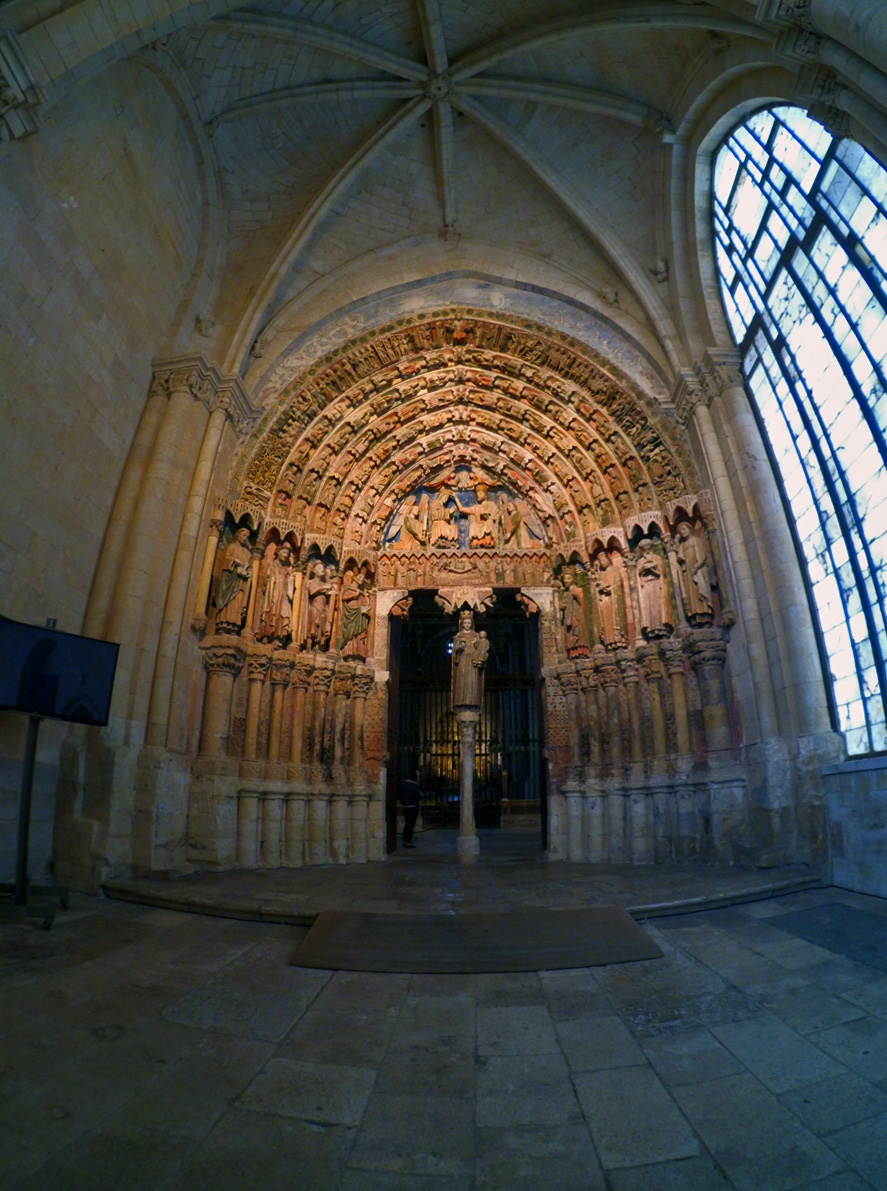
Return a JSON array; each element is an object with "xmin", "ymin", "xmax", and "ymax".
[{"xmin": 292, "ymin": 906, "xmax": 662, "ymax": 973}]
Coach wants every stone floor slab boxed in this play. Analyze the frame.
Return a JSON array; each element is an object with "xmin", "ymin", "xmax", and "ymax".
[
  {"xmin": 573, "ymin": 1065, "xmax": 699, "ymax": 1169},
  {"xmin": 712, "ymin": 1015, "xmax": 847, "ymax": 1093},
  {"xmin": 347, "ymin": 1093, "xmax": 475, "ymax": 1178},
  {"xmin": 640, "ymin": 1027, "xmax": 746, "ymax": 1087},
  {"xmin": 474, "ymin": 1124, "xmax": 605, "ymax": 1190},
  {"xmin": 606, "ymin": 1155, "xmax": 734, "ymax": 1189},
  {"xmin": 780, "ymin": 1071, "xmax": 887, "ymax": 1135},
  {"xmin": 237, "ymin": 1056, "xmax": 376, "ymax": 1125},
  {"xmin": 674, "ymin": 1072, "xmax": 844, "ymax": 1190},
  {"xmin": 476, "ymin": 1004, "xmax": 559, "ymax": 1056},
  {"xmin": 476, "ymin": 1052, "xmax": 582, "ymax": 1126},
  {"xmin": 825, "ymin": 1114, "xmax": 887, "ymax": 1191},
  {"xmin": 811, "ymin": 1016, "xmax": 887, "ymax": 1082},
  {"xmin": 556, "ymin": 1014, "xmax": 647, "ymax": 1071}
]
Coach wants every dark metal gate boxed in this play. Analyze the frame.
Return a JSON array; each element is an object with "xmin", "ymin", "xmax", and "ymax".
[{"xmin": 395, "ymin": 593, "xmax": 543, "ymax": 830}]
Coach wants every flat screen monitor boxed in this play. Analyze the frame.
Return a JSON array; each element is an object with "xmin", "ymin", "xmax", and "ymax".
[{"xmin": 0, "ymin": 618, "xmax": 119, "ymax": 726}]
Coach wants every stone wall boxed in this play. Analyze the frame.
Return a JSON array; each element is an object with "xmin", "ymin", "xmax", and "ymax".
[
  {"xmin": 824, "ymin": 757, "xmax": 887, "ymax": 898},
  {"xmin": 0, "ymin": 56, "xmax": 203, "ymax": 881}
]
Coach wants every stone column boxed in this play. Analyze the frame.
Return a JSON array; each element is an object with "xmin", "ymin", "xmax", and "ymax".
[
  {"xmin": 565, "ymin": 787, "xmax": 585, "ymax": 862},
  {"xmin": 638, "ymin": 646, "xmax": 668, "ymax": 762},
  {"xmin": 147, "ymin": 391, "xmax": 237, "ymax": 747},
  {"xmin": 329, "ymin": 791, "xmax": 350, "ymax": 864},
  {"xmin": 630, "ymin": 792, "xmax": 652, "ymax": 863},
  {"xmin": 585, "ymin": 791, "xmax": 605, "ymax": 863},
  {"xmin": 618, "ymin": 652, "xmax": 644, "ymax": 768},
  {"xmin": 560, "ymin": 666, "xmax": 584, "ymax": 776},
  {"xmin": 664, "ymin": 538, "xmax": 688, "ymax": 631},
  {"xmin": 310, "ymin": 661, "xmax": 335, "ymax": 777},
  {"xmin": 288, "ymin": 659, "xmax": 314, "ymax": 778},
  {"xmin": 242, "ymin": 652, "xmax": 271, "ymax": 767},
  {"xmin": 455, "ymin": 709, "xmax": 480, "ymax": 865},
  {"xmin": 607, "ymin": 792, "xmax": 626, "ymax": 863},
  {"xmin": 198, "ymin": 642, "xmax": 245, "ymax": 757},
  {"xmin": 306, "ymin": 794, "xmax": 331, "ymax": 865},
  {"xmin": 662, "ymin": 639, "xmax": 692, "ymax": 755},
  {"xmin": 599, "ymin": 659, "xmax": 623, "ymax": 773},
  {"xmin": 260, "ymin": 793, "xmax": 284, "ymax": 868},
  {"xmin": 349, "ymin": 793, "xmax": 369, "ymax": 863},
  {"xmin": 236, "ymin": 791, "xmax": 260, "ymax": 867},
  {"xmin": 578, "ymin": 665, "xmax": 601, "ymax": 771},
  {"xmin": 676, "ymin": 357, "xmax": 780, "ymax": 742},
  {"xmin": 686, "ymin": 628, "xmax": 733, "ymax": 751},
  {"xmin": 331, "ymin": 668, "xmax": 352, "ymax": 777},
  {"xmin": 267, "ymin": 654, "xmax": 294, "ymax": 770},
  {"xmin": 192, "ymin": 508, "xmax": 225, "ymax": 633},
  {"xmin": 240, "ymin": 543, "xmax": 264, "ymax": 645},
  {"xmin": 283, "ymin": 793, "xmax": 306, "ymax": 867},
  {"xmin": 350, "ymin": 667, "xmax": 373, "ymax": 776}
]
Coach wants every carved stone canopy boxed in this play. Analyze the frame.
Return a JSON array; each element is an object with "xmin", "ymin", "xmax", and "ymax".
[{"xmin": 435, "ymin": 587, "xmax": 496, "ymax": 615}]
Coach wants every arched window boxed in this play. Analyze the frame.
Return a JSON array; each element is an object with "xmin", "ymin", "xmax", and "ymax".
[{"xmin": 713, "ymin": 105, "xmax": 887, "ymax": 755}]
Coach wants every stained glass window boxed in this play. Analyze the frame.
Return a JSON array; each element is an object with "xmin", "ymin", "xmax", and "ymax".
[{"xmin": 713, "ymin": 105, "xmax": 887, "ymax": 755}]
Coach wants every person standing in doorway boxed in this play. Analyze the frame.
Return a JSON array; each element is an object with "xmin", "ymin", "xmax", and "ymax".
[{"xmin": 398, "ymin": 772, "xmax": 421, "ymax": 848}]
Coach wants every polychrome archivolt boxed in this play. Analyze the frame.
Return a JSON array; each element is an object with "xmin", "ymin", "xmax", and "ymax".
[{"xmin": 230, "ymin": 312, "xmax": 696, "ymax": 559}]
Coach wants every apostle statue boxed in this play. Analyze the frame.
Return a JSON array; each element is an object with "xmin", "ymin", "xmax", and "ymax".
[
  {"xmin": 338, "ymin": 565, "xmax": 372, "ymax": 659},
  {"xmin": 305, "ymin": 560, "xmax": 333, "ymax": 649},
  {"xmin": 257, "ymin": 540, "xmax": 295, "ymax": 646},
  {"xmin": 214, "ymin": 526, "xmax": 252, "ymax": 634},
  {"xmin": 594, "ymin": 553, "xmax": 628, "ymax": 648},
  {"xmin": 675, "ymin": 521, "xmax": 713, "ymax": 623},
  {"xmin": 451, "ymin": 608, "xmax": 490, "ymax": 711},
  {"xmin": 558, "ymin": 566, "xmax": 591, "ymax": 658},
  {"xmin": 636, "ymin": 538, "xmax": 672, "ymax": 639}
]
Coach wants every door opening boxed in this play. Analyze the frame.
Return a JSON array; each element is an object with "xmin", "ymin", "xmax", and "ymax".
[{"xmin": 391, "ymin": 590, "xmax": 544, "ymax": 844}]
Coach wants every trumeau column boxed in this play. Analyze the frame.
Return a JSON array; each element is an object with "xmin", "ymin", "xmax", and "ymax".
[
  {"xmin": 618, "ymin": 653, "xmax": 644, "ymax": 768},
  {"xmin": 674, "ymin": 356, "xmax": 779, "ymax": 743},
  {"xmin": 198, "ymin": 643, "xmax": 244, "ymax": 757},
  {"xmin": 638, "ymin": 646, "xmax": 668, "ymax": 762}
]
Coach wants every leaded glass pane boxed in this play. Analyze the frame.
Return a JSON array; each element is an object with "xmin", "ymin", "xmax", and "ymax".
[{"xmin": 713, "ymin": 105, "xmax": 887, "ymax": 755}]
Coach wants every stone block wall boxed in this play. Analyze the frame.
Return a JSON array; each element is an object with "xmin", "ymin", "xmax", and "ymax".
[
  {"xmin": 0, "ymin": 56, "xmax": 203, "ymax": 881},
  {"xmin": 824, "ymin": 757, "xmax": 887, "ymax": 898}
]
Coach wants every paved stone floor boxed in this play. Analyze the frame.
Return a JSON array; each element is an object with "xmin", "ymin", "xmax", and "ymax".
[{"xmin": 2, "ymin": 862, "xmax": 887, "ymax": 1189}]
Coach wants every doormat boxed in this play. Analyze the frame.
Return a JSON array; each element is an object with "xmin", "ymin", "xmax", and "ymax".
[{"xmin": 291, "ymin": 906, "xmax": 662, "ymax": 973}]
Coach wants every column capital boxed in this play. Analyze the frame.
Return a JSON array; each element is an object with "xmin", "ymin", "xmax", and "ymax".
[
  {"xmin": 637, "ymin": 645, "xmax": 665, "ymax": 682},
  {"xmin": 201, "ymin": 641, "xmax": 246, "ymax": 677},
  {"xmin": 270, "ymin": 654, "xmax": 295, "ymax": 685},
  {"xmin": 684, "ymin": 626, "xmax": 730, "ymax": 670},
  {"xmin": 150, "ymin": 354, "xmax": 259, "ymax": 438},
  {"xmin": 660, "ymin": 638, "xmax": 687, "ymax": 674},
  {"xmin": 246, "ymin": 652, "xmax": 272, "ymax": 681},
  {"xmin": 293, "ymin": 658, "xmax": 316, "ymax": 690}
]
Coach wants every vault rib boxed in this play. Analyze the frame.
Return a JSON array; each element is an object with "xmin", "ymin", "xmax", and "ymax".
[
  {"xmin": 459, "ymin": 77, "xmax": 667, "ymax": 131},
  {"xmin": 209, "ymin": 80, "xmax": 422, "ymax": 124},
  {"xmin": 213, "ymin": 9, "xmax": 428, "ymax": 82}
]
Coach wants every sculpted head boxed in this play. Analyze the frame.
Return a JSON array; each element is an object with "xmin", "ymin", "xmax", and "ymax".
[
  {"xmin": 475, "ymin": 483, "xmax": 488, "ymax": 502},
  {"xmin": 277, "ymin": 542, "xmax": 292, "ymax": 563},
  {"xmin": 677, "ymin": 522, "xmax": 692, "ymax": 540},
  {"xmin": 235, "ymin": 527, "xmax": 250, "ymax": 545},
  {"xmin": 459, "ymin": 608, "xmax": 474, "ymax": 632}
]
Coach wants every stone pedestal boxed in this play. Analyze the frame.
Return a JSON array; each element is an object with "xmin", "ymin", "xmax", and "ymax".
[{"xmin": 455, "ymin": 708, "xmax": 480, "ymax": 865}]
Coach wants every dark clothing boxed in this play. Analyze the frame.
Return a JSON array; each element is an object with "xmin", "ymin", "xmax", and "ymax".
[{"xmin": 398, "ymin": 778, "xmax": 421, "ymax": 845}]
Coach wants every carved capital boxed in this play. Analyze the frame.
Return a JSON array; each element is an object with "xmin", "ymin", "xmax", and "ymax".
[
  {"xmin": 660, "ymin": 639, "xmax": 686, "ymax": 675},
  {"xmin": 293, "ymin": 659, "xmax": 315, "ymax": 690},
  {"xmin": 247, "ymin": 653, "xmax": 272, "ymax": 682},
  {"xmin": 271, "ymin": 655, "xmax": 295, "ymax": 685},
  {"xmin": 796, "ymin": 64, "xmax": 845, "ymax": 106},
  {"xmin": 560, "ymin": 669, "xmax": 581, "ymax": 696},
  {"xmin": 758, "ymin": 0, "xmax": 813, "ymax": 29},
  {"xmin": 331, "ymin": 673, "xmax": 352, "ymax": 698},
  {"xmin": 807, "ymin": 102, "xmax": 853, "ymax": 139},
  {"xmin": 617, "ymin": 651, "xmax": 640, "ymax": 684},
  {"xmin": 684, "ymin": 627, "xmax": 729, "ymax": 671},
  {"xmin": 201, "ymin": 642, "xmax": 245, "ymax": 677},
  {"xmin": 598, "ymin": 661, "xmax": 622, "ymax": 689},
  {"xmin": 637, "ymin": 646, "xmax": 665, "ymax": 683},
  {"xmin": 312, "ymin": 664, "xmax": 336, "ymax": 693},
  {"xmin": 671, "ymin": 371, "xmax": 708, "ymax": 426},
  {"xmin": 351, "ymin": 668, "xmax": 374, "ymax": 699}
]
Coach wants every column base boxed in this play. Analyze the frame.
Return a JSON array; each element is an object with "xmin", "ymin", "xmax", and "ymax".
[{"xmin": 457, "ymin": 832, "xmax": 480, "ymax": 865}]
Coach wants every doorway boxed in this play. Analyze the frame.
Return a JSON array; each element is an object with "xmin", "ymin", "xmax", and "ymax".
[{"xmin": 388, "ymin": 590, "xmax": 544, "ymax": 849}]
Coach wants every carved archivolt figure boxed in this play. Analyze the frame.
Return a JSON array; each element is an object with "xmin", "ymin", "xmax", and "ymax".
[
  {"xmin": 454, "ymin": 483, "xmax": 498, "ymax": 547},
  {"xmin": 429, "ymin": 486, "xmax": 458, "ymax": 545},
  {"xmin": 594, "ymin": 554, "xmax": 627, "ymax": 648},
  {"xmin": 558, "ymin": 566, "xmax": 591, "ymax": 657},
  {"xmin": 451, "ymin": 609, "xmax": 490, "ymax": 711},
  {"xmin": 390, "ymin": 494, "xmax": 428, "ymax": 549},
  {"xmin": 258, "ymin": 541, "xmax": 295, "ymax": 646},
  {"xmin": 636, "ymin": 538, "xmax": 672, "ymax": 639},
  {"xmin": 305, "ymin": 561, "xmax": 333, "ymax": 649},
  {"xmin": 338, "ymin": 566, "xmax": 372, "ymax": 658},
  {"xmin": 675, "ymin": 522, "xmax": 713, "ymax": 623},
  {"xmin": 215, "ymin": 527, "xmax": 252, "ymax": 633}
]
